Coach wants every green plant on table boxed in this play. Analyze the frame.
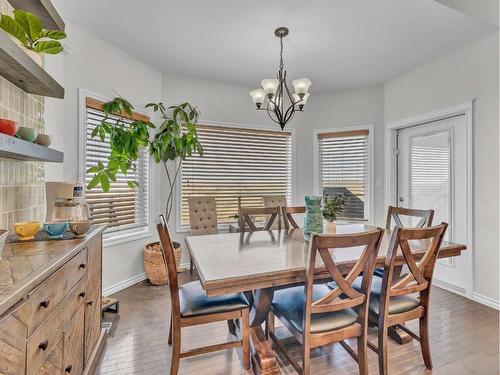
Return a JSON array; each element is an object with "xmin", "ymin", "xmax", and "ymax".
[
  {"xmin": 0, "ymin": 9, "xmax": 66, "ymax": 54},
  {"xmin": 322, "ymin": 194, "xmax": 346, "ymax": 222},
  {"xmin": 86, "ymin": 97, "xmax": 203, "ymax": 222}
]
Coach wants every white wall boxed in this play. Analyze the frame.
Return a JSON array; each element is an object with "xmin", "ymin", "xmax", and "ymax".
[
  {"xmin": 45, "ymin": 21, "xmax": 163, "ymax": 291},
  {"xmin": 384, "ymin": 32, "xmax": 499, "ymax": 303}
]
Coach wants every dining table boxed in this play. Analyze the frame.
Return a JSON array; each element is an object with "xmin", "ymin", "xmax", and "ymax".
[{"xmin": 185, "ymin": 223, "xmax": 467, "ymax": 375}]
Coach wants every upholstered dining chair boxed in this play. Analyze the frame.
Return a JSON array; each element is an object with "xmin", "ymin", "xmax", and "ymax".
[
  {"xmin": 156, "ymin": 216, "xmax": 250, "ymax": 374},
  {"xmin": 268, "ymin": 228, "xmax": 384, "ymax": 375},
  {"xmin": 188, "ymin": 196, "xmax": 218, "ymax": 273},
  {"xmin": 281, "ymin": 206, "xmax": 306, "ymax": 230},
  {"xmin": 358, "ymin": 223, "xmax": 448, "ymax": 375},
  {"xmin": 239, "ymin": 206, "xmax": 281, "ymax": 232}
]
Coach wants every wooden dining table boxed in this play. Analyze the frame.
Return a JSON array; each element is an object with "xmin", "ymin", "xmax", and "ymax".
[{"xmin": 185, "ymin": 223, "xmax": 467, "ymax": 375}]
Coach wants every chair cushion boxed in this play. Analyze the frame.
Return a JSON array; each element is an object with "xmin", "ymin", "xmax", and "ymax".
[
  {"xmin": 271, "ymin": 285, "xmax": 358, "ymax": 334},
  {"xmin": 179, "ymin": 281, "xmax": 249, "ymax": 318},
  {"xmin": 352, "ymin": 277, "xmax": 420, "ymax": 316}
]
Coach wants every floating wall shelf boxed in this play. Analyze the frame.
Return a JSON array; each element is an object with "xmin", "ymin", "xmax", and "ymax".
[
  {"xmin": 0, "ymin": 32, "xmax": 64, "ymax": 98},
  {"xmin": 6, "ymin": 0, "xmax": 65, "ymax": 31},
  {"xmin": 0, "ymin": 133, "xmax": 63, "ymax": 162}
]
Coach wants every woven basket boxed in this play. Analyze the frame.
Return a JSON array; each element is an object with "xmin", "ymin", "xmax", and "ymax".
[{"xmin": 143, "ymin": 241, "xmax": 182, "ymax": 285}]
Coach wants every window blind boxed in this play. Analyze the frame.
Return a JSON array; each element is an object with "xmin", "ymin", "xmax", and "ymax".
[
  {"xmin": 317, "ymin": 129, "xmax": 369, "ymax": 220},
  {"xmin": 181, "ymin": 125, "xmax": 292, "ymax": 226},
  {"xmin": 84, "ymin": 98, "xmax": 150, "ymax": 234}
]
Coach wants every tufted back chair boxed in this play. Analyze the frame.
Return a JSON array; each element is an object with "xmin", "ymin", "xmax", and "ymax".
[{"xmin": 188, "ymin": 196, "xmax": 218, "ymax": 235}]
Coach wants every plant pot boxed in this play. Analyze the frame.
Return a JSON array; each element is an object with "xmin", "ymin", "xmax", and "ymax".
[
  {"xmin": 325, "ymin": 220, "xmax": 336, "ymax": 234},
  {"xmin": 143, "ymin": 241, "xmax": 182, "ymax": 285}
]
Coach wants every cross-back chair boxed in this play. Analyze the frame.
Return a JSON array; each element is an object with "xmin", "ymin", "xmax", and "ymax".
[
  {"xmin": 187, "ymin": 196, "xmax": 218, "ymax": 273},
  {"xmin": 281, "ymin": 206, "xmax": 306, "ymax": 230},
  {"xmin": 361, "ymin": 223, "xmax": 448, "ymax": 375},
  {"xmin": 385, "ymin": 206, "xmax": 434, "ymax": 230},
  {"xmin": 156, "ymin": 216, "xmax": 250, "ymax": 374},
  {"xmin": 239, "ymin": 206, "xmax": 281, "ymax": 232},
  {"xmin": 268, "ymin": 228, "xmax": 384, "ymax": 375}
]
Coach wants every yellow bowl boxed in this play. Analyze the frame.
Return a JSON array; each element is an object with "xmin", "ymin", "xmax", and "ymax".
[{"xmin": 13, "ymin": 221, "xmax": 41, "ymax": 240}]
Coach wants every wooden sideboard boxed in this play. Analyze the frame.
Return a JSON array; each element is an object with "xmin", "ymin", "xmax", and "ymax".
[{"xmin": 0, "ymin": 226, "xmax": 106, "ymax": 375}]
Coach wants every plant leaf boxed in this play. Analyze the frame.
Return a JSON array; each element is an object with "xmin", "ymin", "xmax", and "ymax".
[
  {"xmin": 39, "ymin": 29, "xmax": 66, "ymax": 40},
  {"xmin": 33, "ymin": 40, "xmax": 63, "ymax": 54},
  {"xmin": 100, "ymin": 174, "xmax": 110, "ymax": 192},
  {"xmin": 127, "ymin": 181, "xmax": 139, "ymax": 189},
  {"xmin": 13, "ymin": 10, "xmax": 42, "ymax": 40},
  {"xmin": 87, "ymin": 174, "xmax": 100, "ymax": 189},
  {"xmin": 0, "ymin": 15, "xmax": 27, "ymax": 45}
]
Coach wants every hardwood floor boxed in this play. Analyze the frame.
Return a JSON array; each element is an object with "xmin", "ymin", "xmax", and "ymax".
[{"xmin": 96, "ymin": 273, "xmax": 499, "ymax": 375}]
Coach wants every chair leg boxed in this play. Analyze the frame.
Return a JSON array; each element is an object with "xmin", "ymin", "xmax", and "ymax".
[
  {"xmin": 241, "ymin": 309, "xmax": 250, "ymax": 370},
  {"xmin": 189, "ymin": 257, "xmax": 194, "ymax": 273},
  {"xmin": 302, "ymin": 340, "xmax": 311, "ymax": 375},
  {"xmin": 357, "ymin": 333, "xmax": 369, "ymax": 375},
  {"xmin": 265, "ymin": 311, "xmax": 275, "ymax": 338},
  {"xmin": 378, "ymin": 324, "xmax": 389, "ymax": 375},
  {"xmin": 168, "ymin": 317, "xmax": 172, "ymax": 345},
  {"xmin": 171, "ymin": 323, "xmax": 181, "ymax": 375},
  {"xmin": 419, "ymin": 316, "xmax": 433, "ymax": 369}
]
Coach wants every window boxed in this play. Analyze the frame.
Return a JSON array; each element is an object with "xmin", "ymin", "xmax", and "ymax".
[
  {"xmin": 83, "ymin": 97, "xmax": 150, "ymax": 237},
  {"xmin": 180, "ymin": 124, "xmax": 293, "ymax": 227},
  {"xmin": 316, "ymin": 128, "xmax": 371, "ymax": 221}
]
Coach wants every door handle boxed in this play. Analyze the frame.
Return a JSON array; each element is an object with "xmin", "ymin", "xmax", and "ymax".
[{"xmin": 399, "ymin": 197, "xmax": 404, "ymax": 202}]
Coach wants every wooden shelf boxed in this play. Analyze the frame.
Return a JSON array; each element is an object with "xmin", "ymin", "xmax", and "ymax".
[
  {"xmin": 6, "ymin": 0, "xmax": 64, "ymax": 31},
  {"xmin": 0, "ymin": 32, "xmax": 64, "ymax": 98},
  {"xmin": 0, "ymin": 133, "xmax": 63, "ymax": 162}
]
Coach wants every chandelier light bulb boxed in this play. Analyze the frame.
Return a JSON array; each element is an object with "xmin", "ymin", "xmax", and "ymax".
[
  {"xmin": 249, "ymin": 88, "xmax": 266, "ymax": 108},
  {"xmin": 292, "ymin": 78, "xmax": 312, "ymax": 95},
  {"xmin": 261, "ymin": 79, "xmax": 279, "ymax": 97}
]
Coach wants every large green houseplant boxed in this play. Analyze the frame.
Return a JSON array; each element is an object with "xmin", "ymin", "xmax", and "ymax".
[{"xmin": 86, "ymin": 97, "xmax": 203, "ymax": 283}]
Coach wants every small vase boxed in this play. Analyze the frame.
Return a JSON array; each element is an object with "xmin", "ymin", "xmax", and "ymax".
[{"xmin": 303, "ymin": 196, "xmax": 323, "ymax": 241}]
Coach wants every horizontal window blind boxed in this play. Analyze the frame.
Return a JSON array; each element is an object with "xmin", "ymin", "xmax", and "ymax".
[
  {"xmin": 317, "ymin": 129, "xmax": 369, "ymax": 220},
  {"xmin": 181, "ymin": 125, "xmax": 292, "ymax": 226},
  {"xmin": 84, "ymin": 98, "xmax": 150, "ymax": 234}
]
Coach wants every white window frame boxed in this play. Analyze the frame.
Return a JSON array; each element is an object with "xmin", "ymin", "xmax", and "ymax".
[
  {"xmin": 313, "ymin": 124, "xmax": 374, "ymax": 224},
  {"xmin": 175, "ymin": 120, "xmax": 296, "ymax": 233},
  {"xmin": 78, "ymin": 88, "xmax": 154, "ymax": 246}
]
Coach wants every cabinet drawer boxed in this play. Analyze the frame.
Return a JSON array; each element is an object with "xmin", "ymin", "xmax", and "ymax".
[
  {"xmin": 27, "ymin": 278, "xmax": 86, "ymax": 375},
  {"xmin": 15, "ymin": 249, "xmax": 87, "ymax": 337}
]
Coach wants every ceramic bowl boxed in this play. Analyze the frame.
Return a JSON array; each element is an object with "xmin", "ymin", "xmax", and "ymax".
[
  {"xmin": 13, "ymin": 221, "xmax": 41, "ymax": 241},
  {"xmin": 69, "ymin": 220, "xmax": 92, "ymax": 237},
  {"xmin": 34, "ymin": 134, "xmax": 53, "ymax": 147},
  {"xmin": 0, "ymin": 230, "xmax": 7, "ymax": 258},
  {"xmin": 43, "ymin": 221, "xmax": 69, "ymax": 239},
  {"xmin": 16, "ymin": 127, "xmax": 38, "ymax": 142},
  {"xmin": 0, "ymin": 119, "xmax": 19, "ymax": 136}
]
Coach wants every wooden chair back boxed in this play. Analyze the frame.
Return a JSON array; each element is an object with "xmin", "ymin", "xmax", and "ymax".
[
  {"xmin": 281, "ymin": 206, "xmax": 305, "ymax": 230},
  {"xmin": 156, "ymin": 215, "xmax": 180, "ymax": 316},
  {"xmin": 188, "ymin": 196, "xmax": 218, "ymax": 235},
  {"xmin": 385, "ymin": 206, "xmax": 434, "ymax": 230},
  {"xmin": 263, "ymin": 195, "xmax": 287, "ymax": 230},
  {"xmin": 239, "ymin": 206, "xmax": 281, "ymax": 232},
  {"xmin": 380, "ymin": 223, "xmax": 448, "ymax": 313},
  {"xmin": 305, "ymin": 228, "xmax": 384, "ymax": 330}
]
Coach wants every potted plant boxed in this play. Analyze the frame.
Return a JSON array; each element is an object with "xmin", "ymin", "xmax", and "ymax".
[
  {"xmin": 322, "ymin": 194, "xmax": 346, "ymax": 232},
  {"xmin": 86, "ymin": 97, "xmax": 203, "ymax": 284}
]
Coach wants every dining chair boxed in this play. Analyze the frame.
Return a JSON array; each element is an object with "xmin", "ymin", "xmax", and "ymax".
[
  {"xmin": 385, "ymin": 206, "xmax": 434, "ymax": 230},
  {"xmin": 263, "ymin": 195, "xmax": 287, "ymax": 230},
  {"xmin": 188, "ymin": 196, "xmax": 218, "ymax": 273},
  {"xmin": 359, "ymin": 223, "xmax": 448, "ymax": 375},
  {"xmin": 281, "ymin": 206, "xmax": 306, "ymax": 230},
  {"xmin": 268, "ymin": 228, "xmax": 384, "ymax": 375},
  {"xmin": 239, "ymin": 206, "xmax": 281, "ymax": 232},
  {"xmin": 156, "ymin": 216, "xmax": 250, "ymax": 374}
]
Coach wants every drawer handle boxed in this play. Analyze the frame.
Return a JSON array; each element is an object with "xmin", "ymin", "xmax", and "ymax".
[
  {"xmin": 79, "ymin": 263, "xmax": 86, "ymax": 269},
  {"xmin": 79, "ymin": 292, "xmax": 86, "ymax": 298},
  {"xmin": 38, "ymin": 340, "xmax": 48, "ymax": 351},
  {"xmin": 65, "ymin": 364, "xmax": 73, "ymax": 373},
  {"xmin": 87, "ymin": 300, "xmax": 93, "ymax": 306},
  {"xmin": 39, "ymin": 300, "xmax": 50, "ymax": 309}
]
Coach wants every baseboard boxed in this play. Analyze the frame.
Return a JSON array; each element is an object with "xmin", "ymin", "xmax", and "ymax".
[
  {"xmin": 472, "ymin": 292, "xmax": 500, "ymax": 310},
  {"xmin": 432, "ymin": 279, "xmax": 466, "ymax": 296},
  {"xmin": 103, "ymin": 272, "xmax": 148, "ymax": 296}
]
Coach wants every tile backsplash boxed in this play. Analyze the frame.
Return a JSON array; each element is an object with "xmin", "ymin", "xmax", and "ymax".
[{"xmin": 0, "ymin": 0, "xmax": 47, "ymax": 232}]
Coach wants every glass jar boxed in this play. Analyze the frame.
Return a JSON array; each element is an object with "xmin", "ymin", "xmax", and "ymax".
[{"xmin": 303, "ymin": 196, "xmax": 323, "ymax": 241}]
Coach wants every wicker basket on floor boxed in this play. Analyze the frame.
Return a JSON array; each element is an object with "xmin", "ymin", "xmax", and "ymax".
[{"xmin": 143, "ymin": 241, "xmax": 182, "ymax": 285}]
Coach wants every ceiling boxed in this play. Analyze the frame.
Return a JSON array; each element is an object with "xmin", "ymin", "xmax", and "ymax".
[{"xmin": 53, "ymin": 0, "xmax": 496, "ymax": 93}]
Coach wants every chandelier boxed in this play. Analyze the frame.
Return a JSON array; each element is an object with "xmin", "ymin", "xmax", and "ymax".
[{"xmin": 249, "ymin": 27, "xmax": 311, "ymax": 130}]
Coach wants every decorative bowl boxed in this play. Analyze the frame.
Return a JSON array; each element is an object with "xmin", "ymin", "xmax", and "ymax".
[
  {"xmin": 34, "ymin": 134, "xmax": 53, "ymax": 147},
  {"xmin": 13, "ymin": 221, "xmax": 41, "ymax": 241},
  {"xmin": 16, "ymin": 127, "xmax": 38, "ymax": 142},
  {"xmin": 0, "ymin": 119, "xmax": 19, "ymax": 136},
  {"xmin": 69, "ymin": 220, "xmax": 92, "ymax": 237},
  {"xmin": 43, "ymin": 221, "xmax": 69, "ymax": 239}
]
